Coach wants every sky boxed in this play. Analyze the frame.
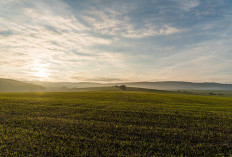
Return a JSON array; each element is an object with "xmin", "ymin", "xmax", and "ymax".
[{"xmin": 0, "ymin": 0, "xmax": 232, "ymax": 83}]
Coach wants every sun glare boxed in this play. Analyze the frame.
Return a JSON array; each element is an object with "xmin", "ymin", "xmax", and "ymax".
[
  {"xmin": 31, "ymin": 59, "xmax": 51, "ymax": 80},
  {"xmin": 34, "ymin": 67, "xmax": 50, "ymax": 78}
]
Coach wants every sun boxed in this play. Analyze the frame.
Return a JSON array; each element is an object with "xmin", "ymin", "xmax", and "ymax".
[
  {"xmin": 33, "ymin": 66, "xmax": 50, "ymax": 78},
  {"xmin": 31, "ymin": 59, "xmax": 51, "ymax": 80}
]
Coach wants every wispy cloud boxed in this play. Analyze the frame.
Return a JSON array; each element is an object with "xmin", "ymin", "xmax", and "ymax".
[
  {"xmin": 177, "ymin": 0, "xmax": 200, "ymax": 11},
  {"xmin": 82, "ymin": 8, "xmax": 183, "ymax": 38},
  {"xmin": 0, "ymin": 0, "xmax": 232, "ymax": 83},
  {"xmin": 71, "ymin": 76, "xmax": 129, "ymax": 83}
]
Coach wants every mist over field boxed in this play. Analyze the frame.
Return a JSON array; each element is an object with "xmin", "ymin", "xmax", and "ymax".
[
  {"xmin": 1, "ymin": 0, "xmax": 232, "ymax": 156},
  {"xmin": 1, "ymin": 78, "xmax": 232, "ymax": 93}
]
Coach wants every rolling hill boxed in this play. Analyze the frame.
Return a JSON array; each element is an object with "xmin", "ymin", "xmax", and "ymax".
[
  {"xmin": 0, "ymin": 78, "xmax": 46, "ymax": 92},
  {"xmin": 120, "ymin": 81, "xmax": 232, "ymax": 90},
  {"xmin": 70, "ymin": 86, "xmax": 171, "ymax": 93},
  {"xmin": 1, "ymin": 78, "xmax": 232, "ymax": 92},
  {"xmin": 31, "ymin": 81, "xmax": 232, "ymax": 91}
]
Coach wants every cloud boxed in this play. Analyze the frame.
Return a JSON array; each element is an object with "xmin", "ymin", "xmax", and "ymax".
[
  {"xmin": 177, "ymin": 0, "xmax": 199, "ymax": 11},
  {"xmin": 82, "ymin": 8, "xmax": 183, "ymax": 39},
  {"xmin": 0, "ymin": 0, "xmax": 116, "ymax": 81},
  {"xmin": 123, "ymin": 24, "xmax": 183, "ymax": 38},
  {"xmin": 0, "ymin": 0, "xmax": 232, "ymax": 83},
  {"xmin": 145, "ymin": 38, "xmax": 232, "ymax": 83},
  {"xmin": 71, "ymin": 76, "xmax": 128, "ymax": 83}
]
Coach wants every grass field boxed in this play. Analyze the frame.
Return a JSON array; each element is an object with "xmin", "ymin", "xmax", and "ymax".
[{"xmin": 0, "ymin": 91, "xmax": 232, "ymax": 156}]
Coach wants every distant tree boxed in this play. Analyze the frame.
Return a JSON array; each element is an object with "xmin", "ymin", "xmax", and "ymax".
[
  {"xmin": 209, "ymin": 92, "xmax": 217, "ymax": 95},
  {"xmin": 119, "ymin": 85, "xmax": 126, "ymax": 91}
]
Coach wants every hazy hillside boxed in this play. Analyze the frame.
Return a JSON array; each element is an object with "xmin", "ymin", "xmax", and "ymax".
[
  {"xmin": 30, "ymin": 82, "xmax": 105, "ymax": 89},
  {"xmin": 31, "ymin": 81, "xmax": 232, "ymax": 91},
  {"xmin": 70, "ymin": 86, "xmax": 170, "ymax": 93},
  {"xmin": 1, "ymin": 78, "xmax": 232, "ymax": 92},
  {"xmin": 0, "ymin": 78, "xmax": 46, "ymax": 92},
  {"xmin": 28, "ymin": 80, "xmax": 232, "ymax": 91},
  {"xmin": 121, "ymin": 81, "xmax": 232, "ymax": 90}
]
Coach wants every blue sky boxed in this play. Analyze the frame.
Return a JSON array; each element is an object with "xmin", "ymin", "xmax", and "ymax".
[{"xmin": 0, "ymin": 0, "xmax": 232, "ymax": 83}]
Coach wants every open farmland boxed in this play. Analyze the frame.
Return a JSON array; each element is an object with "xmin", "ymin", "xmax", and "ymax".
[{"xmin": 0, "ymin": 91, "xmax": 232, "ymax": 156}]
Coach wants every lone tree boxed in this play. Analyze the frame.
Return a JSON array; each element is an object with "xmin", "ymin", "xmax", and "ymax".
[{"xmin": 119, "ymin": 85, "xmax": 126, "ymax": 91}]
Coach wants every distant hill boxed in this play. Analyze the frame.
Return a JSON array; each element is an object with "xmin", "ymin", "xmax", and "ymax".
[
  {"xmin": 32, "ymin": 81, "xmax": 232, "ymax": 91},
  {"xmin": 30, "ymin": 81, "xmax": 104, "ymax": 91},
  {"xmin": 1, "ymin": 78, "xmax": 232, "ymax": 92},
  {"xmin": 118, "ymin": 81, "xmax": 232, "ymax": 90},
  {"xmin": 0, "ymin": 78, "xmax": 46, "ymax": 92},
  {"xmin": 69, "ymin": 86, "xmax": 170, "ymax": 93}
]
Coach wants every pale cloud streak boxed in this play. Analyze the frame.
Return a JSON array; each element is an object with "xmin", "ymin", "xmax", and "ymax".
[
  {"xmin": 0, "ymin": 0, "xmax": 118, "ymax": 81},
  {"xmin": 0, "ymin": 0, "xmax": 232, "ymax": 83},
  {"xmin": 82, "ymin": 9, "xmax": 183, "ymax": 38}
]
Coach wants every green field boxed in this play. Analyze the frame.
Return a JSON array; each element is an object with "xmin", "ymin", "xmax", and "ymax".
[{"xmin": 0, "ymin": 91, "xmax": 232, "ymax": 156}]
